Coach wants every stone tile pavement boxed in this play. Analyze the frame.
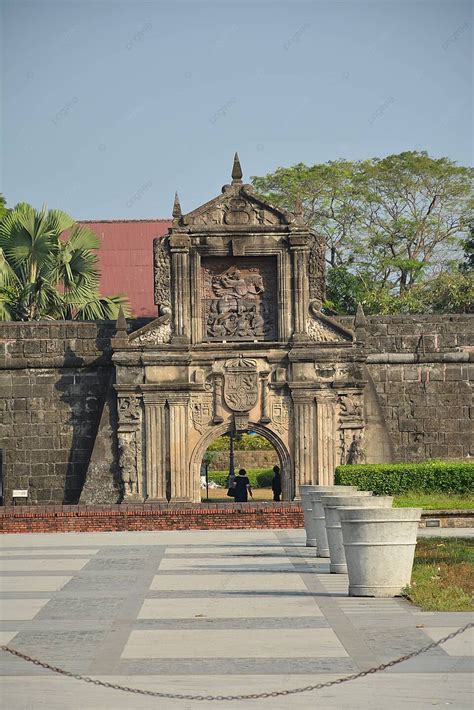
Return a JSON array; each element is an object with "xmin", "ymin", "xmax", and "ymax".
[{"xmin": 0, "ymin": 528, "xmax": 473, "ymax": 709}]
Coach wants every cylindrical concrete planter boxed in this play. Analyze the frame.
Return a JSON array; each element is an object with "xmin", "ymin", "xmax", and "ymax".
[
  {"xmin": 299, "ymin": 486, "xmax": 321, "ymax": 547},
  {"xmin": 308, "ymin": 486, "xmax": 357, "ymax": 557},
  {"xmin": 339, "ymin": 507, "xmax": 422, "ymax": 597},
  {"xmin": 322, "ymin": 495, "xmax": 392, "ymax": 574}
]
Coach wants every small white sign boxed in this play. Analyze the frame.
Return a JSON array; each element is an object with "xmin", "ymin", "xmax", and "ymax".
[{"xmin": 12, "ymin": 489, "xmax": 28, "ymax": 498}]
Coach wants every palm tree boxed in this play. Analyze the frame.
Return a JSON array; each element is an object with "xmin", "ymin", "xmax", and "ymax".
[{"xmin": 0, "ymin": 203, "xmax": 128, "ymax": 321}]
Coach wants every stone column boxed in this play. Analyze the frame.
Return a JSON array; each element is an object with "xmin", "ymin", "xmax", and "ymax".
[
  {"xmin": 143, "ymin": 394, "xmax": 168, "ymax": 501},
  {"xmin": 315, "ymin": 390, "xmax": 338, "ymax": 485},
  {"xmin": 169, "ymin": 234, "xmax": 190, "ymax": 342},
  {"xmin": 292, "ymin": 393, "xmax": 315, "ymax": 494},
  {"xmin": 289, "ymin": 235, "xmax": 309, "ymax": 337},
  {"xmin": 168, "ymin": 392, "xmax": 191, "ymax": 501}
]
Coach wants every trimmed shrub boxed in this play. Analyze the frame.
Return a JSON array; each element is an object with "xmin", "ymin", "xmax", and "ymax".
[
  {"xmin": 208, "ymin": 468, "xmax": 274, "ymax": 488},
  {"xmin": 335, "ymin": 461, "xmax": 474, "ymax": 496}
]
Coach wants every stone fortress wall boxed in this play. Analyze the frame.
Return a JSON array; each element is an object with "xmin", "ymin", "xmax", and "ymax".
[{"xmin": 0, "ymin": 314, "xmax": 472, "ymax": 505}]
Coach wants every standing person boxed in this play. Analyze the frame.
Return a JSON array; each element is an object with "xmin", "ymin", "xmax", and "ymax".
[
  {"xmin": 271, "ymin": 465, "xmax": 282, "ymax": 502},
  {"xmin": 233, "ymin": 468, "xmax": 253, "ymax": 503}
]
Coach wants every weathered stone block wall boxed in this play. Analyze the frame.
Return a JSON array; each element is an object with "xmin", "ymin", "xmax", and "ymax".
[
  {"xmin": 0, "ymin": 322, "xmax": 117, "ymax": 504},
  {"xmin": 0, "ymin": 314, "xmax": 472, "ymax": 505},
  {"xmin": 340, "ymin": 315, "xmax": 473, "ymax": 462}
]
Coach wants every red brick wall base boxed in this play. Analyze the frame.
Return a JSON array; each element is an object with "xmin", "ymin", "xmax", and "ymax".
[
  {"xmin": 0, "ymin": 503, "xmax": 304, "ymax": 534},
  {"xmin": 0, "ymin": 504, "xmax": 471, "ymax": 534}
]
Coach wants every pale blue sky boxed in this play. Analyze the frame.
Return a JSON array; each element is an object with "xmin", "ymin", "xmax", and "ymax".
[{"xmin": 1, "ymin": 0, "xmax": 472, "ymax": 219}]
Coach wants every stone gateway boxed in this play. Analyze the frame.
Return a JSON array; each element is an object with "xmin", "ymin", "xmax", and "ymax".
[
  {"xmin": 113, "ymin": 155, "xmax": 368, "ymax": 502},
  {"xmin": 0, "ymin": 157, "xmax": 472, "ymax": 505}
]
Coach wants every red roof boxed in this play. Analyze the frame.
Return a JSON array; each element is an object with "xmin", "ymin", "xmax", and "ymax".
[{"xmin": 81, "ymin": 219, "xmax": 171, "ymax": 317}]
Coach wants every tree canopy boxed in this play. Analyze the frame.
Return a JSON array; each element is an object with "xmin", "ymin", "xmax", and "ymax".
[
  {"xmin": 252, "ymin": 152, "xmax": 473, "ymax": 314},
  {"xmin": 0, "ymin": 202, "xmax": 128, "ymax": 321}
]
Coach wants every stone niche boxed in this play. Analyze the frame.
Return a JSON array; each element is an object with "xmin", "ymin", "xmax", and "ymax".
[{"xmin": 112, "ymin": 155, "xmax": 366, "ymax": 502}]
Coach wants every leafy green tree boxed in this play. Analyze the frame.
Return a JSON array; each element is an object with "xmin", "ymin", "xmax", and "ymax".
[
  {"xmin": 460, "ymin": 221, "xmax": 474, "ymax": 273},
  {"xmin": 0, "ymin": 203, "xmax": 128, "ymax": 321},
  {"xmin": 208, "ymin": 434, "xmax": 273, "ymax": 452},
  {"xmin": 252, "ymin": 152, "xmax": 473, "ymax": 314}
]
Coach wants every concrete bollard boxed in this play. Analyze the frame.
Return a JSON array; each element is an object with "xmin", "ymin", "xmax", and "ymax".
[
  {"xmin": 308, "ymin": 486, "xmax": 357, "ymax": 557},
  {"xmin": 339, "ymin": 507, "xmax": 422, "ymax": 597},
  {"xmin": 299, "ymin": 486, "xmax": 321, "ymax": 547},
  {"xmin": 322, "ymin": 494, "xmax": 392, "ymax": 573}
]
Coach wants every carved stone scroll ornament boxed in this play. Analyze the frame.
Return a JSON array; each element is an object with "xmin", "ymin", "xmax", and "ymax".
[
  {"xmin": 223, "ymin": 357, "xmax": 258, "ymax": 412},
  {"xmin": 118, "ymin": 432, "xmax": 139, "ymax": 497},
  {"xmin": 133, "ymin": 321, "xmax": 172, "ymax": 345}
]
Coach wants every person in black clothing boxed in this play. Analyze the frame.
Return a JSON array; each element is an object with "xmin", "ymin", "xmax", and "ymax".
[
  {"xmin": 271, "ymin": 465, "xmax": 282, "ymax": 502},
  {"xmin": 233, "ymin": 468, "xmax": 253, "ymax": 502}
]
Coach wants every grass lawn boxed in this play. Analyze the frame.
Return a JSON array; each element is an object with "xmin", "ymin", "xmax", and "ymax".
[
  {"xmin": 405, "ymin": 537, "xmax": 474, "ymax": 611},
  {"xmin": 393, "ymin": 492, "xmax": 474, "ymax": 509}
]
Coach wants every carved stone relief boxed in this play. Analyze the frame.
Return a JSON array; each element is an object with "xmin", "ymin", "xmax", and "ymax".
[
  {"xmin": 308, "ymin": 234, "xmax": 325, "ymax": 304},
  {"xmin": 153, "ymin": 238, "xmax": 172, "ymax": 316},
  {"xmin": 346, "ymin": 433, "xmax": 365, "ymax": 464},
  {"xmin": 189, "ymin": 397, "xmax": 212, "ymax": 434},
  {"xmin": 185, "ymin": 194, "xmax": 283, "ymax": 228},
  {"xmin": 306, "ymin": 317, "xmax": 343, "ymax": 343},
  {"xmin": 271, "ymin": 396, "xmax": 291, "ymax": 435},
  {"xmin": 118, "ymin": 431, "xmax": 139, "ymax": 497},
  {"xmin": 133, "ymin": 321, "xmax": 172, "ymax": 345},
  {"xmin": 338, "ymin": 392, "xmax": 363, "ymax": 419},
  {"xmin": 223, "ymin": 357, "xmax": 259, "ymax": 412},
  {"xmin": 117, "ymin": 396, "xmax": 141, "ymax": 422},
  {"xmin": 337, "ymin": 390, "xmax": 365, "ymax": 464},
  {"xmin": 202, "ymin": 257, "xmax": 277, "ymax": 341}
]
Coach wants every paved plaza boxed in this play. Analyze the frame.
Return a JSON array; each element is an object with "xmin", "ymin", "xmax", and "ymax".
[{"xmin": 0, "ymin": 529, "xmax": 473, "ymax": 709}]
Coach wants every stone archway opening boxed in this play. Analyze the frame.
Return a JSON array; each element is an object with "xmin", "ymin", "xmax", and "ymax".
[
  {"xmin": 191, "ymin": 422, "xmax": 293, "ymax": 502},
  {"xmin": 201, "ymin": 429, "xmax": 281, "ymax": 502}
]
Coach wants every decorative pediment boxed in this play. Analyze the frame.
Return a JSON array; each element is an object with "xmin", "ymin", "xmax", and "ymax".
[
  {"xmin": 173, "ymin": 154, "xmax": 296, "ymax": 230},
  {"xmin": 128, "ymin": 316, "xmax": 171, "ymax": 346},
  {"xmin": 178, "ymin": 186, "xmax": 290, "ymax": 229},
  {"xmin": 306, "ymin": 307, "xmax": 353, "ymax": 344}
]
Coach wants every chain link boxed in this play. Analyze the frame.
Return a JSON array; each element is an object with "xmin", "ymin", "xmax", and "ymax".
[{"xmin": 1, "ymin": 621, "xmax": 472, "ymax": 701}]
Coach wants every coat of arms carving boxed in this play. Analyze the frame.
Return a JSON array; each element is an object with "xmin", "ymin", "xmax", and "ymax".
[{"xmin": 223, "ymin": 357, "xmax": 258, "ymax": 412}]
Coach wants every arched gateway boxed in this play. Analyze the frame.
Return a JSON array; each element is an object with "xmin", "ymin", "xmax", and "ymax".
[{"xmin": 112, "ymin": 155, "xmax": 367, "ymax": 502}]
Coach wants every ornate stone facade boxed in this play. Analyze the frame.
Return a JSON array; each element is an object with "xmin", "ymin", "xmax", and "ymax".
[{"xmin": 112, "ymin": 155, "xmax": 367, "ymax": 501}]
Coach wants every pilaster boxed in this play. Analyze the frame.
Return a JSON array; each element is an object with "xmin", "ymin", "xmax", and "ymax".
[
  {"xmin": 143, "ymin": 394, "xmax": 168, "ymax": 501},
  {"xmin": 315, "ymin": 390, "xmax": 338, "ymax": 485},
  {"xmin": 169, "ymin": 234, "xmax": 191, "ymax": 343}
]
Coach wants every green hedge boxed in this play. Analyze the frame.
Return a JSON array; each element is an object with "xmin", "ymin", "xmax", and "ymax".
[
  {"xmin": 335, "ymin": 461, "xmax": 474, "ymax": 496},
  {"xmin": 208, "ymin": 468, "xmax": 274, "ymax": 488}
]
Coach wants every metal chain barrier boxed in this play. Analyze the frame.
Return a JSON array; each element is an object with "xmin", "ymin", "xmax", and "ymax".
[{"xmin": 1, "ymin": 622, "xmax": 472, "ymax": 702}]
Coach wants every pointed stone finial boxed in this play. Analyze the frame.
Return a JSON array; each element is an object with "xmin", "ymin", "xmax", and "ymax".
[
  {"xmin": 354, "ymin": 302, "xmax": 367, "ymax": 344},
  {"xmin": 115, "ymin": 306, "xmax": 127, "ymax": 337},
  {"xmin": 354, "ymin": 302, "xmax": 367, "ymax": 327},
  {"xmin": 294, "ymin": 195, "xmax": 304, "ymax": 223},
  {"xmin": 231, "ymin": 152, "xmax": 243, "ymax": 184},
  {"xmin": 172, "ymin": 192, "xmax": 182, "ymax": 219}
]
